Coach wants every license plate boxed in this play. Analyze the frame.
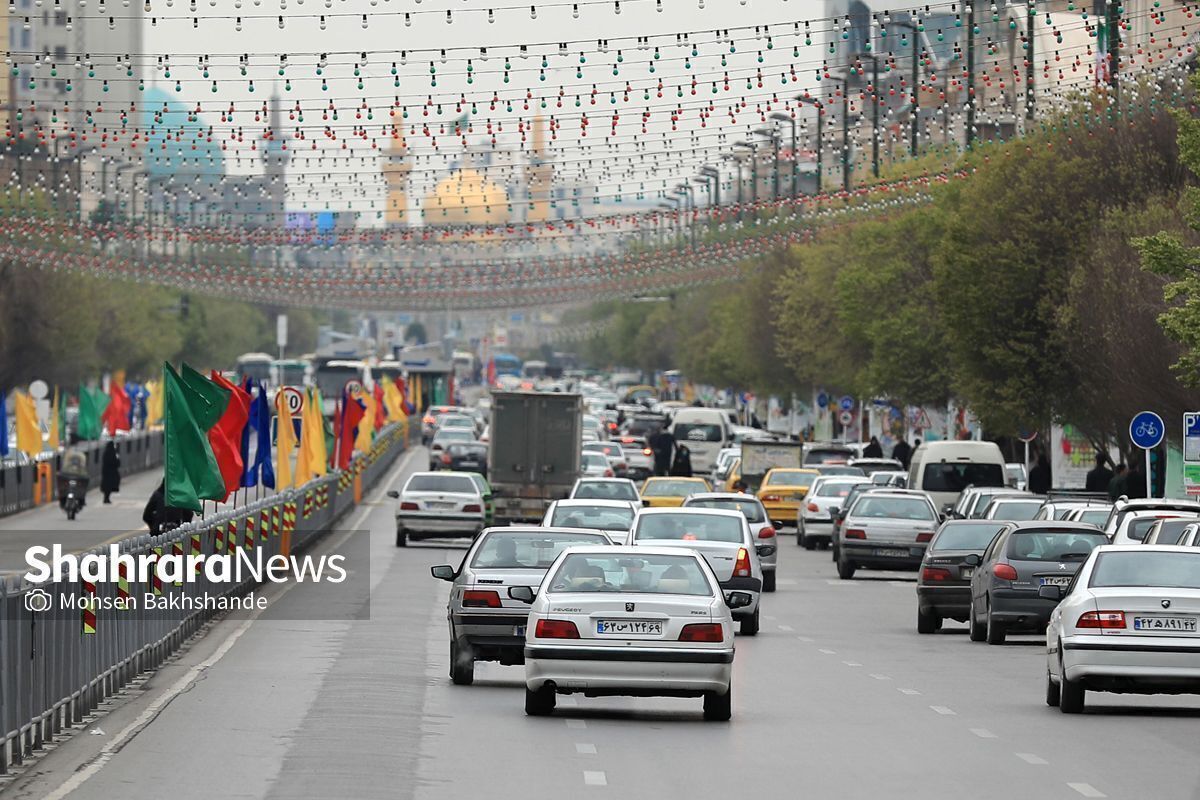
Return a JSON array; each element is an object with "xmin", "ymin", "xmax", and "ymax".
[
  {"xmin": 1133, "ymin": 616, "xmax": 1198, "ymax": 632},
  {"xmin": 873, "ymin": 548, "xmax": 909, "ymax": 558},
  {"xmin": 961, "ymin": 567, "xmax": 974, "ymax": 579},
  {"xmin": 460, "ymin": 461, "xmax": 480, "ymax": 468},
  {"xmin": 514, "ymin": 625, "xmax": 526, "ymax": 637},
  {"xmin": 427, "ymin": 501, "xmax": 454, "ymax": 510},
  {"xmin": 596, "ymin": 619, "xmax": 663, "ymax": 636},
  {"xmin": 1039, "ymin": 576, "xmax": 1072, "ymax": 587}
]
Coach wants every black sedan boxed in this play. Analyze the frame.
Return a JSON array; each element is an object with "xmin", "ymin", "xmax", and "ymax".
[
  {"xmin": 439, "ymin": 442, "xmax": 489, "ymax": 477},
  {"xmin": 967, "ymin": 522, "xmax": 1107, "ymax": 645},
  {"xmin": 916, "ymin": 520, "xmax": 1005, "ymax": 633}
]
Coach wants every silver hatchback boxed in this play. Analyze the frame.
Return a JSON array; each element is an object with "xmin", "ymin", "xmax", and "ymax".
[{"xmin": 430, "ymin": 526, "xmax": 613, "ymax": 685}]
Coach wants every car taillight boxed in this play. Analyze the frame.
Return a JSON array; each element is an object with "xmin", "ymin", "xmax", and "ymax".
[
  {"xmin": 462, "ymin": 590, "xmax": 501, "ymax": 608},
  {"xmin": 922, "ymin": 566, "xmax": 952, "ymax": 582},
  {"xmin": 441, "ymin": 453, "xmax": 452, "ymax": 464},
  {"xmin": 734, "ymin": 547, "xmax": 752, "ymax": 577},
  {"xmin": 400, "ymin": 501, "xmax": 419, "ymax": 510},
  {"xmin": 422, "ymin": 416, "xmax": 435, "ymax": 425},
  {"xmin": 992, "ymin": 563, "xmax": 1019, "ymax": 581},
  {"xmin": 679, "ymin": 623, "xmax": 724, "ymax": 643},
  {"xmin": 844, "ymin": 528, "xmax": 866, "ymax": 539},
  {"xmin": 915, "ymin": 532, "xmax": 934, "ymax": 543},
  {"xmin": 463, "ymin": 504, "xmax": 482, "ymax": 513},
  {"xmin": 535, "ymin": 619, "xmax": 581, "ymax": 639},
  {"xmin": 762, "ymin": 494, "xmax": 782, "ymax": 503},
  {"xmin": 1077, "ymin": 611, "xmax": 1126, "ymax": 629},
  {"xmin": 806, "ymin": 503, "xmax": 820, "ymax": 513},
  {"xmin": 642, "ymin": 448, "xmax": 653, "ymax": 456},
  {"xmin": 758, "ymin": 526, "xmax": 776, "ymax": 539}
]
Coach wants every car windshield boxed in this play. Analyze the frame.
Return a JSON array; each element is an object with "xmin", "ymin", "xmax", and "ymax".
[
  {"xmin": 575, "ymin": 482, "xmax": 638, "ymax": 501},
  {"xmin": 673, "ymin": 423, "xmax": 723, "ymax": 443},
  {"xmin": 930, "ymin": 522, "xmax": 1006, "ymax": 552},
  {"xmin": 969, "ymin": 491, "xmax": 1018, "ymax": 518},
  {"xmin": 817, "ymin": 466, "xmax": 866, "ymax": 477},
  {"xmin": 433, "ymin": 430, "xmax": 476, "ymax": 444},
  {"xmin": 923, "ymin": 463, "xmax": 1006, "ymax": 493},
  {"xmin": 1005, "ymin": 530, "xmax": 1107, "ymax": 561},
  {"xmin": 988, "ymin": 500, "xmax": 1043, "ymax": 520},
  {"xmin": 1076, "ymin": 509, "xmax": 1110, "ymax": 526},
  {"xmin": 582, "ymin": 453, "xmax": 610, "ymax": 467},
  {"xmin": 439, "ymin": 416, "xmax": 474, "ymax": 428},
  {"xmin": 765, "ymin": 471, "xmax": 817, "ymax": 487},
  {"xmin": 851, "ymin": 496, "xmax": 934, "ymax": 520},
  {"xmin": 817, "ymin": 481, "xmax": 865, "ymax": 498},
  {"xmin": 685, "ymin": 498, "xmax": 766, "ymax": 523},
  {"xmin": 1129, "ymin": 516, "xmax": 1185, "ymax": 542},
  {"xmin": 405, "ymin": 475, "xmax": 477, "ymax": 493},
  {"xmin": 635, "ymin": 513, "xmax": 744, "ymax": 543},
  {"xmin": 642, "ymin": 480, "xmax": 705, "ymax": 497},
  {"xmin": 1090, "ymin": 551, "xmax": 1200, "ymax": 589},
  {"xmin": 1148, "ymin": 519, "xmax": 1194, "ymax": 544},
  {"xmin": 547, "ymin": 553, "xmax": 714, "ymax": 595},
  {"xmin": 551, "ymin": 505, "xmax": 635, "ymax": 531},
  {"xmin": 470, "ymin": 532, "xmax": 608, "ymax": 569}
]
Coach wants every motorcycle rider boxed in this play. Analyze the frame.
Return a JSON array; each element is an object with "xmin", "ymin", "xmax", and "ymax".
[{"xmin": 57, "ymin": 447, "xmax": 90, "ymax": 512}]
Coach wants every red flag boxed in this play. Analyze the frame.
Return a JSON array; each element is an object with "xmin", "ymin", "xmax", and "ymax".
[
  {"xmin": 102, "ymin": 382, "xmax": 132, "ymax": 433},
  {"xmin": 336, "ymin": 391, "xmax": 366, "ymax": 470},
  {"xmin": 209, "ymin": 371, "xmax": 251, "ymax": 499},
  {"xmin": 373, "ymin": 383, "xmax": 386, "ymax": 430},
  {"xmin": 486, "ymin": 357, "xmax": 497, "ymax": 386}
]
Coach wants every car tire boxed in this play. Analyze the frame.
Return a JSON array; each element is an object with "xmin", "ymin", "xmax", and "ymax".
[
  {"xmin": 985, "ymin": 609, "xmax": 1007, "ymax": 645},
  {"xmin": 703, "ymin": 687, "xmax": 732, "ymax": 721},
  {"xmin": 1045, "ymin": 670, "xmax": 1060, "ymax": 707},
  {"xmin": 968, "ymin": 602, "xmax": 986, "ymax": 642},
  {"xmin": 917, "ymin": 608, "xmax": 939, "ymax": 634},
  {"xmin": 525, "ymin": 684, "xmax": 556, "ymax": 716},
  {"xmin": 836, "ymin": 556, "xmax": 856, "ymax": 580},
  {"xmin": 802, "ymin": 532, "xmax": 815, "ymax": 550},
  {"xmin": 763, "ymin": 571, "xmax": 777, "ymax": 593},
  {"xmin": 739, "ymin": 608, "xmax": 760, "ymax": 636},
  {"xmin": 831, "ymin": 542, "xmax": 839, "ymax": 562},
  {"xmin": 1059, "ymin": 653, "xmax": 1085, "ymax": 714},
  {"xmin": 395, "ymin": 526, "xmax": 408, "ymax": 548},
  {"xmin": 450, "ymin": 641, "xmax": 474, "ymax": 686}
]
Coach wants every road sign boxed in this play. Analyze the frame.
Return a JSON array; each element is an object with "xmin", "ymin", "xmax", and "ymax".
[
  {"xmin": 839, "ymin": 395, "xmax": 854, "ymax": 412},
  {"xmin": 1184, "ymin": 413, "xmax": 1200, "ymax": 496},
  {"xmin": 816, "ymin": 392, "xmax": 829, "ymax": 409},
  {"xmin": 839, "ymin": 410, "xmax": 854, "ymax": 426},
  {"xmin": 1129, "ymin": 411, "xmax": 1165, "ymax": 450},
  {"xmin": 28, "ymin": 380, "xmax": 48, "ymax": 400},
  {"xmin": 344, "ymin": 379, "xmax": 364, "ymax": 397},
  {"xmin": 1017, "ymin": 428, "xmax": 1038, "ymax": 443},
  {"xmin": 280, "ymin": 387, "xmax": 305, "ymax": 416}
]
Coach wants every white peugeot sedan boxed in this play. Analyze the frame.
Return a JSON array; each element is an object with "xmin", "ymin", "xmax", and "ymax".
[
  {"xmin": 512, "ymin": 546, "xmax": 748, "ymax": 720},
  {"xmin": 797, "ymin": 475, "xmax": 871, "ymax": 550},
  {"xmin": 1045, "ymin": 545, "xmax": 1200, "ymax": 713}
]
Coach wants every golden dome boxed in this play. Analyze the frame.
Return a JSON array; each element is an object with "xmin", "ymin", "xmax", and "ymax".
[{"xmin": 423, "ymin": 168, "xmax": 509, "ymax": 226}]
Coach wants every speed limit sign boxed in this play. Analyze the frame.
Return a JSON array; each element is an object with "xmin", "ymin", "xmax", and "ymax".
[
  {"xmin": 280, "ymin": 386, "xmax": 305, "ymax": 416},
  {"xmin": 344, "ymin": 379, "xmax": 363, "ymax": 397}
]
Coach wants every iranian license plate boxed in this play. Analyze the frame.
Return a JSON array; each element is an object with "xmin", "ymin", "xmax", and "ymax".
[
  {"xmin": 1039, "ymin": 576, "xmax": 1072, "ymax": 587},
  {"xmin": 873, "ymin": 548, "xmax": 909, "ymax": 558},
  {"xmin": 1133, "ymin": 616, "xmax": 1198, "ymax": 632},
  {"xmin": 513, "ymin": 625, "xmax": 527, "ymax": 637},
  {"xmin": 461, "ymin": 461, "xmax": 480, "ymax": 468},
  {"xmin": 961, "ymin": 567, "xmax": 974, "ymax": 579},
  {"xmin": 596, "ymin": 619, "xmax": 663, "ymax": 636},
  {"xmin": 427, "ymin": 501, "xmax": 454, "ymax": 510}
]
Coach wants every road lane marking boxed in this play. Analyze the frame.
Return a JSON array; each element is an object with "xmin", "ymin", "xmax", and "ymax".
[
  {"xmin": 930, "ymin": 705, "xmax": 957, "ymax": 715},
  {"xmin": 575, "ymin": 743, "xmax": 597, "ymax": 755},
  {"xmin": 777, "ymin": 624, "xmax": 794, "ymax": 632},
  {"xmin": 818, "ymin": 648, "xmax": 837, "ymax": 655},
  {"xmin": 888, "ymin": 580, "xmax": 914, "ymax": 587},
  {"xmin": 898, "ymin": 688, "xmax": 921, "ymax": 695},
  {"xmin": 869, "ymin": 673, "xmax": 890, "ymax": 680},
  {"xmin": 795, "ymin": 635, "xmax": 813, "ymax": 642},
  {"xmin": 1016, "ymin": 753, "xmax": 1048, "ymax": 765},
  {"xmin": 566, "ymin": 719, "xmax": 587, "ymax": 729},
  {"xmin": 824, "ymin": 580, "xmax": 859, "ymax": 585},
  {"xmin": 970, "ymin": 728, "xmax": 997, "ymax": 739},
  {"xmin": 1068, "ymin": 783, "xmax": 1106, "ymax": 798},
  {"xmin": 583, "ymin": 771, "xmax": 607, "ymax": 786},
  {"xmin": 843, "ymin": 661, "xmax": 862, "ymax": 667}
]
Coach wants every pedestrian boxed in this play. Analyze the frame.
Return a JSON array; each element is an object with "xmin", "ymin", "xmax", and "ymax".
[
  {"xmin": 648, "ymin": 427, "xmax": 675, "ymax": 477},
  {"xmin": 1107, "ymin": 463, "xmax": 1128, "ymax": 501},
  {"xmin": 1028, "ymin": 453, "xmax": 1052, "ymax": 495},
  {"xmin": 891, "ymin": 437, "xmax": 912, "ymax": 469},
  {"xmin": 670, "ymin": 444, "xmax": 693, "ymax": 477},
  {"xmin": 1084, "ymin": 452, "xmax": 1114, "ymax": 493},
  {"xmin": 142, "ymin": 479, "xmax": 195, "ymax": 536},
  {"xmin": 1124, "ymin": 460, "xmax": 1147, "ymax": 500},
  {"xmin": 100, "ymin": 440, "xmax": 121, "ymax": 503},
  {"xmin": 863, "ymin": 436, "xmax": 883, "ymax": 459}
]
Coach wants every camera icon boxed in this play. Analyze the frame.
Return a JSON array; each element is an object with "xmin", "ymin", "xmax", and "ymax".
[{"xmin": 25, "ymin": 588, "xmax": 52, "ymax": 613}]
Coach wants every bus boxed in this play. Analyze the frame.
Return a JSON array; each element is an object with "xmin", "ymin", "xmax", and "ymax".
[
  {"xmin": 490, "ymin": 353, "xmax": 523, "ymax": 378},
  {"xmin": 271, "ymin": 359, "xmax": 310, "ymax": 388},
  {"xmin": 521, "ymin": 360, "xmax": 549, "ymax": 380},
  {"xmin": 453, "ymin": 350, "xmax": 478, "ymax": 383},
  {"xmin": 312, "ymin": 359, "xmax": 373, "ymax": 417},
  {"xmin": 236, "ymin": 353, "xmax": 273, "ymax": 384}
]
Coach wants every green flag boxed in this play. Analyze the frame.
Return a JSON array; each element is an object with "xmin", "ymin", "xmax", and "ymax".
[
  {"xmin": 77, "ymin": 385, "xmax": 109, "ymax": 441},
  {"xmin": 163, "ymin": 363, "xmax": 226, "ymax": 511},
  {"xmin": 178, "ymin": 363, "xmax": 230, "ymax": 430}
]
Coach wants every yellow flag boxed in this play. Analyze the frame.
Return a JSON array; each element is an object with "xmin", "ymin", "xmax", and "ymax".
[
  {"xmin": 146, "ymin": 379, "xmax": 164, "ymax": 428},
  {"xmin": 354, "ymin": 390, "xmax": 375, "ymax": 453},
  {"xmin": 275, "ymin": 390, "xmax": 297, "ymax": 489},
  {"xmin": 295, "ymin": 389, "xmax": 318, "ymax": 485},
  {"xmin": 15, "ymin": 391, "xmax": 43, "ymax": 456},
  {"xmin": 48, "ymin": 387, "xmax": 60, "ymax": 449},
  {"xmin": 382, "ymin": 380, "xmax": 405, "ymax": 422},
  {"xmin": 309, "ymin": 388, "xmax": 328, "ymax": 476}
]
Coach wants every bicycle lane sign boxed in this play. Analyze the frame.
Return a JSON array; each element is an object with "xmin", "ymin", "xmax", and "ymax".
[{"xmin": 1129, "ymin": 411, "xmax": 1165, "ymax": 450}]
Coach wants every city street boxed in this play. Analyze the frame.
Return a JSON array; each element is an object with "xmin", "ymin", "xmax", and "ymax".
[{"xmin": 5, "ymin": 450, "xmax": 1198, "ymax": 800}]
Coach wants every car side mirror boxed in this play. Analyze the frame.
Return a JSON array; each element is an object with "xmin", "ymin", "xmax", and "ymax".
[
  {"xmin": 508, "ymin": 585, "xmax": 536, "ymax": 603},
  {"xmin": 963, "ymin": 554, "xmax": 982, "ymax": 567},
  {"xmin": 1038, "ymin": 584, "xmax": 1063, "ymax": 601},
  {"xmin": 641, "ymin": 499, "xmax": 651, "ymax": 507},
  {"xmin": 939, "ymin": 513, "xmax": 947, "ymax": 524},
  {"xmin": 726, "ymin": 591, "xmax": 753, "ymax": 610},
  {"xmin": 829, "ymin": 506, "xmax": 840, "ymax": 517},
  {"xmin": 430, "ymin": 565, "xmax": 455, "ymax": 581},
  {"xmin": 941, "ymin": 503, "xmax": 954, "ymax": 515},
  {"xmin": 387, "ymin": 490, "xmax": 400, "ymax": 499}
]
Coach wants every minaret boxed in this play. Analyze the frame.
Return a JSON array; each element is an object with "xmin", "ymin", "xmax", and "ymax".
[
  {"xmin": 527, "ymin": 115, "xmax": 552, "ymax": 223},
  {"xmin": 263, "ymin": 94, "xmax": 289, "ymax": 225},
  {"xmin": 382, "ymin": 128, "xmax": 411, "ymax": 227}
]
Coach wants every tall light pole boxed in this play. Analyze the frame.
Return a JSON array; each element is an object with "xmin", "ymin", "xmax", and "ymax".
[
  {"xmin": 769, "ymin": 112, "xmax": 798, "ymax": 198},
  {"xmin": 966, "ymin": 0, "xmax": 977, "ymax": 148},
  {"xmin": 700, "ymin": 165, "xmax": 721, "ymax": 207},
  {"xmin": 675, "ymin": 183, "xmax": 696, "ymax": 249},
  {"xmin": 754, "ymin": 127, "xmax": 782, "ymax": 201},
  {"xmin": 886, "ymin": 18, "xmax": 921, "ymax": 157},
  {"xmin": 860, "ymin": 53, "xmax": 886, "ymax": 178},
  {"xmin": 660, "ymin": 195, "xmax": 681, "ymax": 249},
  {"xmin": 722, "ymin": 152, "xmax": 746, "ymax": 222},
  {"xmin": 734, "ymin": 141, "xmax": 758, "ymax": 221},
  {"xmin": 796, "ymin": 94, "xmax": 824, "ymax": 195}
]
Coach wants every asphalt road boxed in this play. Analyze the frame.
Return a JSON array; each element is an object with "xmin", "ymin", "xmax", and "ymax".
[{"xmin": 5, "ymin": 450, "xmax": 1200, "ymax": 800}]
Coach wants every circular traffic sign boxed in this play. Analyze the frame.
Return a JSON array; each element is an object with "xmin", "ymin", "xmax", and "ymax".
[
  {"xmin": 344, "ymin": 379, "xmax": 363, "ymax": 397},
  {"xmin": 1017, "ymin": 428, "xmax": 1038, "ymax": 443},
  {"xmin": 816, "ymin": 392, "xmax": 829, "ymax": 409},
  {"xmin": 28, "ymin": 380, "xmax": 48, "ymax": 400},
  {"xmin": 280, "ymin": 386, "xmax": 305, "ymax": 416},
  {"xmin": 839, "ymin": 410, "xmax": 854, "ymax": 426},
  {"xmin": 1129, "ymin": 411, "xmax": 1165, "ymax": 450},
  {"xmin": 839, "ymin": 395, "xmax": 855, "ymax": 412}
]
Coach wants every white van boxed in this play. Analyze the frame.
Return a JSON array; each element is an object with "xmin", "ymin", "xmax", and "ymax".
[
  {"xmin": 668, "ymin": 407, "xmax": 731, "ymax": 473},
  {"xmin": 907, "ymin": 440, "xmax": 1007, "ymax": 512}
]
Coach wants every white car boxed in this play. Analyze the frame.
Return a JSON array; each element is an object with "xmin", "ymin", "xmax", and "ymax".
[
  {"xmin": 581, "ymin": 451, "xmax": 615, "ymax": 478},
  {"xmin": 630, "ymin": 507, "xmax": 763, "ymax": 635},
  {"xmin": 683, "ymin": 492, "xmax": 779, "ymax": 592},
  {"xmin": 542, "ymin": 499, "xmax": 639, "ymax": 541},
  {"xmin": 1045, "ymin": 545, "xmax": 1200, "ymax": 713},
  {"xmin": 389, "ymin": 471, "xmax": 489, "ymax": 547},
  {"xmin": 797, "ymin": 476, "xmax": 871, "ymax": 550},
  {"xmin": 513, "ymin": 545, "xmax": 747, "ymax": 720},
  {"xmin": 1103, "ymin": 498, "xmax": 1200, "ymax": 544}
]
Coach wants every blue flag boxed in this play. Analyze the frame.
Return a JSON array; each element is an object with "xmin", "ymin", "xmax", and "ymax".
[
  {"xmin": 240, "ymin": 380, "xmax": 275, "ymax": 489},
  {"xmin": 0, "ymin": 390, "xmax": 9, "ymax": 457},
  {"xmin": 240, "ymin": 378, "xmax": 255, "ymax": 487}
]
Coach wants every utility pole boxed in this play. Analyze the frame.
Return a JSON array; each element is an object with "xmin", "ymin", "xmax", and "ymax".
[
  {"xmin": 888, "ymin": 19, "xmax": 921, "ymax": 157},
  {"xmin": 842, "ymin": 80, "xmax": 850, "ymax": 193},
  {"xmin": 870, "ymin": 56, "xmax": 880, "ymax": 178},
  {"xmin": 1105, "ymin": 0, "xmax": 1120, "ymax": 103},
  {"xmin": 770, "ymin": 113, "xmax": 797, "ymax": 198},
  {"xmin": 796, "ymin": 95, "xmax": 824, "ymax": 195},
  {"xmin": 966, "ymin": 1, "xmax": 976, "ymax": 148},
  {"xmin": 1026, "ymin": 0, "xmax": 1036, "ymax": 121}
]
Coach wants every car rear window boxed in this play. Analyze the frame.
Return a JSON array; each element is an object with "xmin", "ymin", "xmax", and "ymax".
[
  {"xmin": 406, "ymin": 475, "xmax": 477, "ymax": 493},
  {"xmin": 635, "ymin": 513, "xmax": 744, "ymax": 543},
  {"xmin": 1148, "ymin": 519, "xmax": 1194, "ymax": 544},
  {"xmin": 685, "ymin": 498, "xmax": 766, "ymax": 523},
  {"xmin": 471, "ymin": 532, "xmax": 608, "ymax": 569},
  {"xmin": 817, "ymin": 481, "xmax": 865, "ymax": 498},
  {"xmin": 674, "ymin": 423, "xmax": 723, "ymax": 443},
  {"xmin": 1076, "ymin": 509, "xmax": 1110, "ymax": 526},
  {"xmin": 851, "ymin": 496, "xmax": 934, "ymax": 520},
  {"xmin": 930, "ymin": 522, "xmax": 1006, "ymax": 552},
  {"xmin": 548, "ymin": 553, "xmax": 714, "ymax": 595},
  {"xmin": 1005, "ymin": 530, "xmax": 1107, "ymax": 561},
  {"xmin": 805, "ymin": 448, "xmax": 854, "ymax": 464},
  {"xmin": 988, "ymin": 500, "xmax": 1043, "ymax": 521},
  {"xmin": 447, "ymin": 444, "xmax": 486, "ymax": 456},
  {"xmin": 433, "ymin": 430, "xmax": 476, "ymax": 443},
  {"xmin": 1090, "ymin": 551, "xmax": 1200, "ymax": 589},
  {"xmin": 642, "ymin": 480, "xmax": 706, "ymax": 497},
  {"xmin": 1128, "ymin": 516, "xmax": 1187, "ymax": 542},
  {"xmin": 551, "ymin": 505, "xmax": 635, "ymax": 531},
  {"xmin": 922, "ymin": 463, "xmax": 1006, "ymax": 493},
  {"xmin": 574, "ymin": 481, "xmax": 638, "ymax": 501},
  {"xmin": 583, "ymin": 453, "xmax": 610, "ymax": 467},
  {"xmin": 765, "ymin": 471, "xmax": 817, "ymax": 487}
]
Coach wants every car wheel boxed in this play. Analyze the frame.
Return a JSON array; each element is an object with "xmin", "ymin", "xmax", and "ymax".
[
  {"xmin": 968, "ymin": 601, "xmax": 986, "ymax": 642},
  {"xmin": 917, "ymin": 608, "xmax": 939, "ymax": 634},
  {"xmin": 763, "ymin": 571, "xmax": 777, "ymax": 593},
  {"xmin": 395, "ymin": 526, "xmax": 408, "ymax": 547},
  {"xmin": 450, "ymin": 640, "xmax": 475, "ymax": 686},
  {"xmin": 802, "ymin": 532, "xmax": 815, "ymax": 550},
  {"xmin": 1045, "ymin": 669, "xmax": 1060, "ymax": 707},
  {"xmin": 985, "ymin": 608, "xmax": 1007, "ymax": 645},
  {"xmin": 836, "ymin": 555, "xmax": 856, "ymax": 580},
  {"xmin": 525, "ymin": 684, "xmax": 556, "ymax": 716},
  {"xmin": 739, "ymin": 608, "xmax": 760, "ymax": 636},
  {"xmin": 831, "ymin": 543, "xmax": 839, "ymax": 562},
  {"xmin": 703, "ymin": 686, "xmax": 732, "ymax": 721},
  {"xmin": 1059, "ymin": 652, "xmax": 1085, "ymax": 714}
]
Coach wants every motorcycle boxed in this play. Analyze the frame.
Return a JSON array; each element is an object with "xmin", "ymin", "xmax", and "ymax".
[{"xmin": 59, "ymin": 476, "xmax": 88, "ymax": 521}]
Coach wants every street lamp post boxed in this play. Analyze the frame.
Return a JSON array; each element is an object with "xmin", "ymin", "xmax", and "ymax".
[
  {"xmin": 755, "ymin": 127, "xmax": 782, "ymax": 201},
  {"xmin": 700, "ymin": 165, "xmax": 721, "ymax": 207},
  {"xmin": 722, "ymin": 152, "xmax": 746, "ymax": 222},
  {"xmin": 966, "ymin": 0, "xmax": 977, "ymax": 148},
  {"xmin": 860, "ymin": 54, "xmax": 884, "ymax": 178},
  {"xmin": 887, "ymin": 19, "xmax": 922, "ymax": 158},
  {"xmin": 660, "ymin": 196, "xmax": 681, "ymax": 249},
  {"xmin": 796, "ymin": 95, "xmax": 824, "ymax": 195},
  {"xmin": 769, "ymin": 112, "xmax": 798, "ymax": 198},
  {"xmin": 675, "ymin": 183, "xmax": 696, "ymax": 249}
]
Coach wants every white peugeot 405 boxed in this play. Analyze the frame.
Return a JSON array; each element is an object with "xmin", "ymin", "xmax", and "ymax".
[
  {"xmin": 510, "ymin": 546, "xmax": 751, "ymax": 721},
  {"xmin": 1045, "ymin": 544, "xmax": 1200, "ymax": 714}
]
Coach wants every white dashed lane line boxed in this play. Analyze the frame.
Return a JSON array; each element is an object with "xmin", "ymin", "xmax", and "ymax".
[
  {"xmin": 869, "ymin": 673, "xmax": 890, "ymax": 680},
  {"xmin": 1016, "ymin": 753, "xmax": 1048, "ymax": 765},
  {"xmin": 583, "ymin": 771, "xmax": 608, "ymax": 787},
  {"xmin": 566, "ymin": 719, "xmax": 587, "ymax": 729},
  {"xmin": 1067, "ymin": 783, "xmax": 1107, "ymax": 798},
  {"xmin": 777, "ymin": 624, "xmax": 794, "ymax": 632},
  {"xmin": 970, "ymin": 728, "xmax": 998, "ymax": 739},
  {"xmin": 930, "ymin": 705, "xmax": 957, "ymax": 716},
  {"xmin": 575, "ymin": 743, "xmax": 597, "ymax": 755},
  {"xmin": 843, "ymin": 661, "xmax": 863, "ymax": 667},
  {"xmin": 795, "ymin": 635, "xmax": 813, "ymax": 642},
  {"xmin": 898, "ymin": 688, "xmax": 922, "ymax": 695},
  {"xmin": 818, "ymin": 648, "xmax": 837, "ymax": 655}
]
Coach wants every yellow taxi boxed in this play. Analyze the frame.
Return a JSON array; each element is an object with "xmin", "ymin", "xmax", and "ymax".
[
  {"xmin": 639, "ymin": 476, "xmax": 712, "ymax": 508},
  {"xmin": 756, "ymin": 468, "xmax": 820, "ymax": 527},
  {"xmin": 723, "ymin": 458, "xmax": 743, "ymax": 493}
]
